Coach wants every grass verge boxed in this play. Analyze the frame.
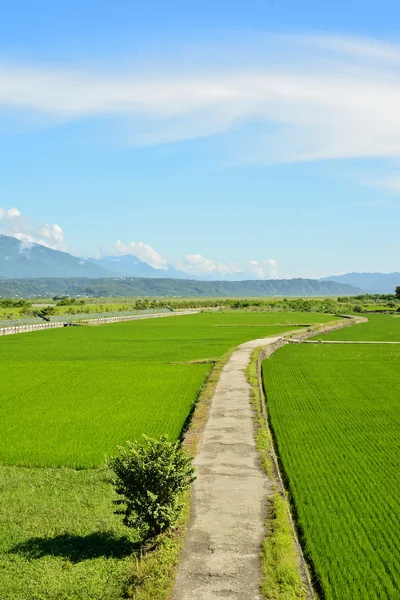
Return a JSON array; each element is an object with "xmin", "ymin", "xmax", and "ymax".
[
  {"xmin": 0, "ymin": 466, "xmax": 139, "ymax": 600},
  {"xmin": 246, "ymin": 346, "xmax": 310, "ymax": 600}
]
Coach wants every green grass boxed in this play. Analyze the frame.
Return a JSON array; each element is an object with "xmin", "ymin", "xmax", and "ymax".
[
  {"xmin": 262, "ymin": 493, "xmax": 308, "ymax": 600},
  {"xmin": 314, "ymin": 313, "xmax": 400, "ymax": 341},
  {"xmin": 0, "ymin": 311, "xmax": 337, "ymax": 600},
  {"xmin": 263, "ymin": 343, "xmax": 400, "ymax": 600},
  {"xmin": 0, "ymin": 466, "xmax": 138, "ymax": 600}
]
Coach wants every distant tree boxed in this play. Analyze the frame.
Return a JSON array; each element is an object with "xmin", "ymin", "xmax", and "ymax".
[
  {"xmin": 395, "ymin": 286, "xmax": 400, "ymax": 300},
  {"xmin": 56, "ymin": 297, "xmax": 85, "ymax": 306}
]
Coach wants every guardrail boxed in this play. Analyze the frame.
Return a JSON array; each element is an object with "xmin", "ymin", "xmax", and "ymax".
[
  {"xmin": 0, "ymin": 322, "xmax": 65, "ymax": 336},
  {"xmin": 0, "ymin": 309, "xmax": 200, "ymax": 336},
  {"xmin": 0, "ymin": 307, "xmax": 173, "ymax": 328}
]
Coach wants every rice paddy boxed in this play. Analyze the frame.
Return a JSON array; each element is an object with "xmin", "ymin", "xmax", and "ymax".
[
  {"xmin": 263, "ymin": 326, "xmax": 400, "ymax": 600},
  {"xmin": 313, "ymin": 312, "xmax": 400, "ymax": 341},
  {"xmin": 0, "ymin": 311, "xmax": 331, "ymax": 468},
  {"xmin": 1, "ymin": 310, "xmax": 334, "ymax": 600}
]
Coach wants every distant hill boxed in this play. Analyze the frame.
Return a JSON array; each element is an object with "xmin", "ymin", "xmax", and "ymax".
[
  {"xmin": 0, "ymin": 235, "xmax": 112, "ymax": 278},
  {"xmin": 0, "ymin": 276, "xmax": 361, "ymax": 298},
  {"xmin": 322, "ymin": 272, "xmax": 400, "ymax": 294}
]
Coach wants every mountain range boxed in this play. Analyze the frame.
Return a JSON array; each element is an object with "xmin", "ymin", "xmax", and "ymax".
[
  {"xmin": 0, "ymin": 234, "xmax": 212, "ymax": 280},
  {"xmin": 0, "ymin": 277, "xmax": 362, "ymax": 298},
  {"xmin": 0, "ymin": 234, "xmax": 398, "ymax": 295},
  {"xmin": 321, "ymin": 272, "xmax": 400, "ymax": 294},
  {"xmin": 0, "ymin": 235, "xmax": 113, "ymax": 278},
  {"xmin": 0, "ymin": 234, "xmax": 256, "ymax": 281}
]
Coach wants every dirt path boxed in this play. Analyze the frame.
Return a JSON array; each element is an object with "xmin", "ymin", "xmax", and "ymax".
[{"xmin": 173, "ymin": 336, "xmax": 282, "ymax": 600}]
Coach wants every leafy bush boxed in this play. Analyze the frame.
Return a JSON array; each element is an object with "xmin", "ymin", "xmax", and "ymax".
[
  {"xmin": 109, "ymin": 435, "xmax": 196, "ymax": 539},
  {"xmin": 0, "ymin": 298, "xmax": 31, "ymax": 308},
  {"xmin": 56, "ymin": 297, "xmax": 85, "ymax": 306}
]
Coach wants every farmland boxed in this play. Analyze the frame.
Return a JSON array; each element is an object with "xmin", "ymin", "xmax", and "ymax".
[
  {"xmin": 263, "ymin": 323, "xmax": 400, "ymax": 600},
  {"xmin": 0, "ymin": 310, "xmax": 335, "ymax": 600},
  {"xmin": 0, "ymin": 311, "xmax": 335, "ymax": 468},
  {"xmin": 313, "ymin": 312, "xmax": 400, "ymax": 341}
]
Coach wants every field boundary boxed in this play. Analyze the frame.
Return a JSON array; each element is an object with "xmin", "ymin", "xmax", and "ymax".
[
  {"xmin": 212, "ymin": 323, "xmax": 314, "ymax": 327},
  {"xmin": 254, "ymin": 342, "xmax": 314, "ymax": 599},
  {"xmin": 254, "ymin": 315, "xmax": 368, "ymax": 599},
  {"xmin": 124, "ymin": 349, "xmax": 234, "ymax": 600},
  {"xmin": 289, "ymin": 339, "xmax": 400, "ymax": 344},
  {"xmin": 286, "ymin": 315, "xmax": 368, "ymax": 342}
]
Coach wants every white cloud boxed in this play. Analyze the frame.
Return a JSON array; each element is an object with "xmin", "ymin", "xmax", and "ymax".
[
  {"xmin": 110, "ymin": 246, "xmax": 274, "ymax": 279},
  {"xmin": 0, "ymin": 207, "xmax": 66, "ymax": 250},
  {"xmin": 176, "ymin": 254, "xmax": 216, "ymax": 275},
  {"xmin": 4, "ymin": 35, "xmax": 400, "ymax": 162},
  {"xmin": 249, "ymin": 259, "xmax": 278, "ymax": 279},
  {"xmin": 113, "ymin": 240, "xmax": 168, "ymax": 269},
  {"xmin": 176, "ymin": 253, "xmax": 242, "ymax": 276},
  {"xmin": 1, "ymin": 207, "xmax": 21, "ymax": 218},
  {"xmin": 300, "ymin": 34, "xmax": 400, "ymax": 65}
]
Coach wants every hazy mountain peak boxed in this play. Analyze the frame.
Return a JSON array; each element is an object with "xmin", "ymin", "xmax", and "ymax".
[{"xmin": 0, "ymin": 234, "xmax": 112, "ymax": 278}]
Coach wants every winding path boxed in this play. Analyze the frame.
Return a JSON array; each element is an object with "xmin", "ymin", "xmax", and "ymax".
[{"xmin": 173, "ymin": 336, "xmax": 282, "ymax": 600}]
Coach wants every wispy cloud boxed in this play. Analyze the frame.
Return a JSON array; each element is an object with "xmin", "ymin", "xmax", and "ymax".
[
  {"xmin": 175, "ymin": 253, "xmax": 242, "ymax": 277},
  {"xmin": 0, "ymin": 207, "xmax": 66, "ymax": 250},
  {"xmin": 3, "ymin": 35, "xmax": 400, "ymax": 162},
  {"xmin": 298, "ymin": 34, "xmax": 400, "ymax": 64},
  {"xmin": 112, "ymin": 240, "xmax": 168, "ymax": 269},
  {"xmin": 111, "ymin": 244, "xmax": 278, "ymax": 279},
  {"xmin": 249, "ymin": 259, "xmax": 278, "ymax": 278},
  {"xmin": 363, "ymin": 176, "xmax": 400, "ymax": 194}
]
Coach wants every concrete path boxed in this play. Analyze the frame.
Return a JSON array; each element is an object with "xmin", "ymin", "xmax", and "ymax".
[
  {"xmin": 173, "ymin": 336, "xmax": 282, "ymax": 600},
  {"xmin": 291, "ymin": 339, "xmax": 400, "ymax": 345}
]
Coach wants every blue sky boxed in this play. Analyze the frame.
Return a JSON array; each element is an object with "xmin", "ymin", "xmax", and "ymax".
[{"xmin": 1, "ymin": 0, "xmax": 400, "ymax": 278}]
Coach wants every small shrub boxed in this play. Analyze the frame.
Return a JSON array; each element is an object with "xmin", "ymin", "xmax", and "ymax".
[{"xmin": 109, "ymin": 435, "xmax": 196, "ymax": 539}]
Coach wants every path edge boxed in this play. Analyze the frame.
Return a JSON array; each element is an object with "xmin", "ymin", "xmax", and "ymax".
[
  {"xmin": 123, "ymin": 349, "xmax": 235, "ymax": 600},
  {"xmin": 252, "ymin": 315, "xmax": 367, "ymax": 599}
]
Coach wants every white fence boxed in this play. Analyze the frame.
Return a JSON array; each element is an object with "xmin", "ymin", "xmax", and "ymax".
[
  {"xmin": 0, "ymin": 309, "xmax": 200, "ymax": 336},
  {"xmin": 0, "ymin": 322, "xmax": 65, "ymax": 336}
]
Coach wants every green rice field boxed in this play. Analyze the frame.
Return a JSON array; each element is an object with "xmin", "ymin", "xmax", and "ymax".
[
  {"xmin": 0, "ymin": 311, "xmax": 334, "ymax": 468},
  {"xmin": 314, "ymin": 313, "xmax": 400, "ymax": 341},
  {"xmin": 0, "ymin": 310, "xmax": 335, "ymax": 600},
  {"xmin": 263, "ymin": 320, "xmax": 400, "ymax": 600}
]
